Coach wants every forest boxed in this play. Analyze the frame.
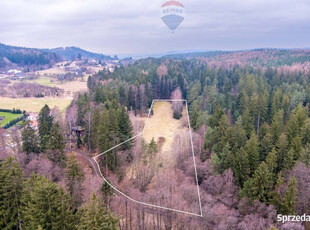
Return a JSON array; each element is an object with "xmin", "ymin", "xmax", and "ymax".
[{"xmin": 2, "ymin": 54, "xmax": 310, "ymax": 229}]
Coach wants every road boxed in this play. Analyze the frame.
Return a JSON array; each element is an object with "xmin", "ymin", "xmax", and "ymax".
[{"xmin": 64, "ymin": 149, "xmax": 100, "ymax": 176}]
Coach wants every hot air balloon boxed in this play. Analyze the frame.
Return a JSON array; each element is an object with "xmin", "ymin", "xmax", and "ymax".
[{"xmin": 161, "ymin": 1, "xmax": 185, "ymax": 32}]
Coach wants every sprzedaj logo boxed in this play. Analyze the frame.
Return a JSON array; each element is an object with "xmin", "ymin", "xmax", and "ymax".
[{"xmin": 278, "ymin": 214, "xmax": 310, "ymax": 223}]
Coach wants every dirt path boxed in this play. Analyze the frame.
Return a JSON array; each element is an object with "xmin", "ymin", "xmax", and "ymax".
[{"xmin": 64, "ymin": 149, "xmax": 99, "ymax": 176}]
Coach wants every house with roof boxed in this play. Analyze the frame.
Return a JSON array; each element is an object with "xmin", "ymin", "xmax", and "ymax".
[
  {"xmin": 13, "ymin": 72, "xmax": 25, "ymax": 80},
  {"xmin": 7, "ymin": 69, "xmax": 21, "ymax": 74},
  {"xmin": 27, "ymin": 112, "xmax": 38, "ymax": 121},
  {"xmin": 26, "ymin": 112, "xmax": 39, "ymax": 130}
]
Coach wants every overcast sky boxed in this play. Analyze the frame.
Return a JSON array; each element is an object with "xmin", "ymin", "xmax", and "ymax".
[{"xmin": 1, "ymin": 0, "xmax": 310, "ymax": 55}]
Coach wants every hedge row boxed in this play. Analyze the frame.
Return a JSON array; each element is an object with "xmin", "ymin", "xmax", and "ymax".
[{"xmin": 0, "ymin": 108, "xmax": 25, "ymax": 114}]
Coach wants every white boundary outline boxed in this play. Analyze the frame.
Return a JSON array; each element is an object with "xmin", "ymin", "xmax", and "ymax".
[{"xmin": 93, "ymin": 99, "xmax": 203, "ymax": 217}]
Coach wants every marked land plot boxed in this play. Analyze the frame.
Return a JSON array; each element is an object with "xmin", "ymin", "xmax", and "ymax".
[{"xmin": 94, "ymin": 100, "xmax": 202, "ymax": 216}]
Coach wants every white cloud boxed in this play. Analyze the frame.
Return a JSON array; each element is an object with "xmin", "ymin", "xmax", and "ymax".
[{"xmin": 0, "ymin": 0, "xmax": 310, "ymax": 54}]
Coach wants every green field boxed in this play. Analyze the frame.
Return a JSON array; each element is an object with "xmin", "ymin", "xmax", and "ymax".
[
  {"xmin": 24, "ymin": 77, "xmax": 58, "ymax": 87},
  {"xmin": 0, "ymin": 112, "xmax": 22, "ymax": 127}
]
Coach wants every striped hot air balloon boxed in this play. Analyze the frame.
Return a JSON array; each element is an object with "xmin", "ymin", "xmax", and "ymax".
[{"xmin": 161, "ymin": 1, "xmax": 185, "ymax": 31}]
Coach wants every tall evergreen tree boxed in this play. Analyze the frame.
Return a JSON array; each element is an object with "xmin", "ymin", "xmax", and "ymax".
[
  {"xmin": 271, "ymin": 176, "xmax": 297, "ymax": 215},
  {"xmin": 266, "ymin": 148, "xmax": 277, "ymax": 177},
  {"xmin": 270, "ymin": 109, "xmax": 284, "ymax": 144},
  {"xmin": 281, "ymin": 176, "xmax": 297, "ymax": 215},
  {"xmin": 244, "ymin": 131, "xmax": 260, "ymax": 175},
  {"xmin": 232, "ymin": 147, "xmax": 250, "ymax": 186},
  {"xmin": 47, "ymin": 123, "xmax": 66, "ymax": 166},
  {"xmin": 66, "ymin": 155, "xmax": 85, "ymax": 208},
  {"xmin": 38, "ymin": 105, "xmax": 53, "ymax": 151},
  {"xmin": 21, "ymin": 124, "xmax": 40, "ymax": 155},
  {"xmin": 276, "ymin": 133, "xmax": 288, "ymax": 172},
  {"xmin": 117, "ymin": 106, "xmax": 133, "ymax": 150},
  {"xmin": 89, "ymin": 108, "xmax": 100, "ymax": 151},
  {"xmin": 0, "ymin": 157, "xmax": 23, "ymax": 230},
  {"xmin": 22, "ymin": 174, "xmax": 76, "ymax": 230},
  {"xmin": 241, "ymin": 108, "xmax": 253, "ymax": 138},
  {"xmin": 242, "ymin": 162, "xmax": 273, "ymax": 203},
  {"xmin": 217, "ymin": 143, "xmax": 231, "ymax": 173},
  {"xmin": 300, "ymin": 143, "xmax": 310, "ymax": 167},
  {"xmin": 190, "ymin": 101, "xmax": 204, "ymax": 131},
  {"xmin": 78, "ymin": 193, "xmax": 119, "ymax": 230}
]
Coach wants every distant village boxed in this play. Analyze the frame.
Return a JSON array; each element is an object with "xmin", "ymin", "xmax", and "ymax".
[{"xmin": 0, "ymin": 58, "xmax": 120, "ymax": 81}]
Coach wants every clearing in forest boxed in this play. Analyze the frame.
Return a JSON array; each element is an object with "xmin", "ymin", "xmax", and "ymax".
[
  {"xmin": 142, "ymin": 101, "xmax": 188, "ymax": 166},
  {"xmin": 94, "ymin": 100, "xmax": 202, "ymax": 217}
]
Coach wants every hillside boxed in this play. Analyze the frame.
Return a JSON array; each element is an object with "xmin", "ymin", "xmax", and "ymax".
[
  {"xmin": 162, "ymin": 50, "xmax": 231, "ymax": 59},
  {"xmin": 0, "ymin": 43, "xmax": 118, "ymax": 70},
  {"xmin": 0, "ymin": 43, "xmax": 61, "ymax": 70},
  {"xmin": 163, "ymin": 48, "xmax": 310, "ymax": 68},
  {"xmin": 46, "ymin": 46, "xmax": 118, "ymax": 61}
]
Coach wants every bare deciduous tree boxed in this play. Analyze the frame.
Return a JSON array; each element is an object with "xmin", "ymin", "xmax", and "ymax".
[
  {"xmin": 171, "ymin": 87, "xmax": 183, "ymax": 119},
  {"xmin": 66, "ymin": 104, "xmax": 78, "ymax": 150}
]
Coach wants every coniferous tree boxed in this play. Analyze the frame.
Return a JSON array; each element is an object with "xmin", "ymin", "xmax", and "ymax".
[
  {"xmin": 266, "ymin": 148, "xmax": 277, "ymax": 177},
  {"xmin": 118, "ymin": 85, "xmax": 127, "ymax": 106},
  {"xmin": 217, "ymin": 143, "xmax": 231, "ymax": 173},
  {"xmin": 38, "ymin": 105, "xmax": 53, "ymax": 151},
  {"xmin": 89, "ymin": 108, "xmax": 100, "ymax": 151},
  {"xmin": 244, "ymin": 131, "xmax": 260, "ymax": 175},
  {"xmin": 66, "ymin": 155, "xmax": 85, "ymax": 208},
  {"xmin": 0, "ymin": 157, "xmax": 23, "ymax": 230},
  {"xmin": 289, "ymin": 136, "xmax": 302, "ymax": 161},
  {"xmin": 229, "ymin": 117, "xmax": 247, "ymax": 151},
  {"xmin": 301, "ymin": 119, "xmax": 310, "ymax": 145},
  {"xmin": 100, "ymin": 181, "xmax": 113, "ymax": 206},
  {"xmin": 78, "ymin": 193, "xmax": 119, "ymax": 230},
  {"xmin": 242, "ymin": 162, "xmax": 272, "ymax": 203},
  {"xmin": 47, "ymin": 123, "xmax": 66, "ymax": 166},
  {"xmin": 300, "ymin": 143, "xmax": 310, "ymax": 167},
  {"xmin": 281, "ymin": 176, "xmax": 297, "ymax": 215},
  {"xmin": 128, "ymin": 86, "xmax": 135, "ymax": 111},
  {"xmin": 117, "ymin": 106, "xmax": 133, "ymax": 150},
  {"xmin": 22, "ymin": 174, "xmax": 76, "ymax": 230},
  {"xmin": 232, "ymin": 147, "xmax": 250, "ymax": 186},
  {"xmin": 260, "ymin": 130, "xmax": 273, "ymax": 161},
  {"xmin": 276, "ymin": 133, "xmax": 288, "ymax": 172},
  {"xmin": 108, "ymin": 108, "xmax": 120, "ymax": 170},
  {"xmin": 98, "ymin": 109, "xmax": 119, "ymax": 171},
  {"xmin": 98, "ymin": 110, "xmax": 110, "ymax": 153},
  {"xmin": 238, "ymin": 89, "xmax": 249, "ymax": 116},
  {"xmin": 270, "ymin": 109, "xmax": 284, "ymax": 144},
  {"xmin": 190, "ymin": 101, "xmax": 203, "ymax": 131},
  {"xmin": 285, "ymin": 104, "xmax": 307, "ymax": 144},
  {"xmin": 283, "ymin": 149, "xmax": 295, "ymax": 170},
  {"xmin": 21, "ymin": 124, "xmax": 40, "ymax": 155},
  {"xmin": 147, "ymin": 138, "xmax": 158, "ymax": 157},
  {"xmin": 207, "ymin": 105, "xmax": 224, "ymax": 128},
  {"xmin": 241, "ymin": 108, "xmax": 253, "ymax": 138},
  {"xmin": 271, "ymin": 176, "xmax": 297, "ymax": 215}
]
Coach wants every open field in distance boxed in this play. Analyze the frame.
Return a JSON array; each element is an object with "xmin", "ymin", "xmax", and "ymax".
[{"xmin": 0, "ymin": 96, "xmax": 72, "ymax": 112}]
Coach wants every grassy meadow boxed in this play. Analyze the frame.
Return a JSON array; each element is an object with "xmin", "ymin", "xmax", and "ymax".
[
  {"xmin": 0, "ymin": 112, "xmax": 22, "ymax": 127},
  {"xmin": 0, "ymin": 97, "xmax": 72, "ymax": 113}
]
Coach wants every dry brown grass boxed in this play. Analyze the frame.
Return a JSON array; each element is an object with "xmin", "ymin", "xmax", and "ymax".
[
  {"xmin": 56, "ymin": 81, "xmax": 88, "ymax": 93},
  {"xmin": 0, "ymin": 96, "xmax": 72, "ymax": 112},
  {"xmin": 142, "ymin": 101, "xmax": 188, "ymax": 164}
]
